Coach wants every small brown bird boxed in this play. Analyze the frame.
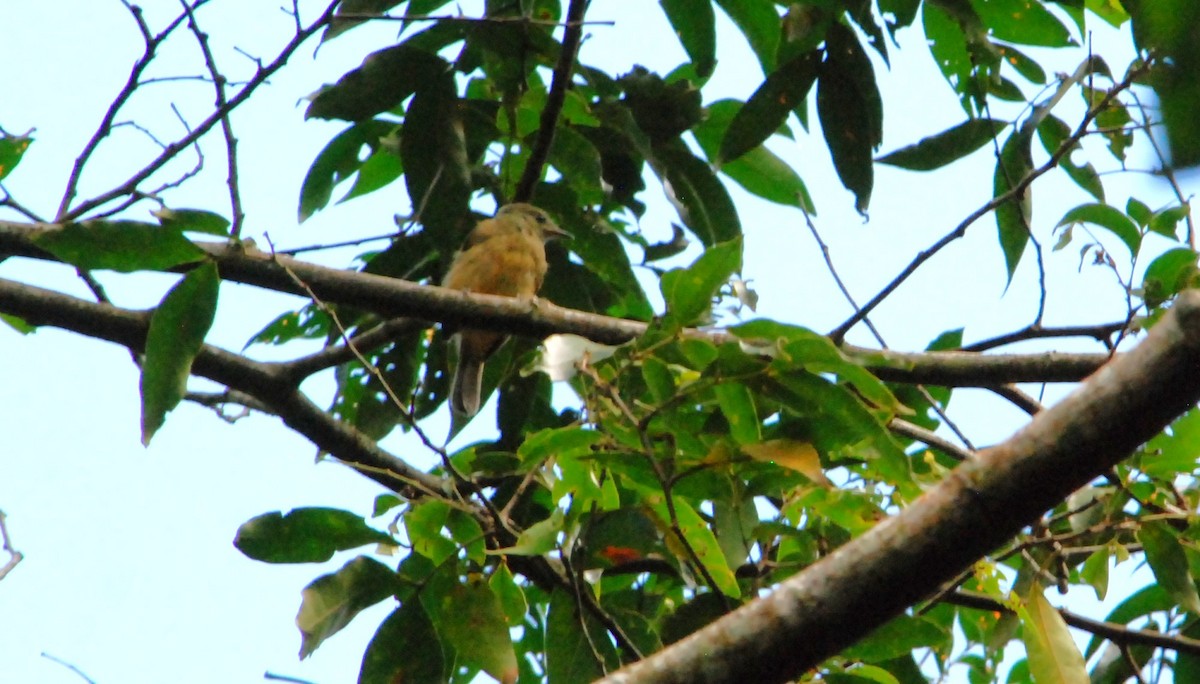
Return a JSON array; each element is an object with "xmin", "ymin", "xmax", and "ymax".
[{"xmin": 442, "ymin": 203, "xmax": 568, "ymax": 416}]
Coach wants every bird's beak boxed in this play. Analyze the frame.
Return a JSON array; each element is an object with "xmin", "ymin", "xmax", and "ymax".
[{"xmin": 544, "ymin": 224, "xmax": 571, "ymax": 241}]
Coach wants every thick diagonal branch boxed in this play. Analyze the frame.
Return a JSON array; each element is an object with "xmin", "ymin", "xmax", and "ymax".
[{"xmin": 599, "ymin": 290, "xmax": 1200, "ymax": 684}]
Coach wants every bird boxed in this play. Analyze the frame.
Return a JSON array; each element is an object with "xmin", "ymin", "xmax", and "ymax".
[{"xmin": 442, "ymin": 203, "xmax": 569, "ymax": 416}]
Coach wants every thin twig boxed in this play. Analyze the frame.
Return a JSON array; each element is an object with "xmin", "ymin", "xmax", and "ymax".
[
  {"xmin": 60, "ymin": 0, "xmax": 341, "ymax": 221},
  {"xmin": 331, "ymin": 11, "xmax": 612, "ymax": 27},
  {"xmin": 962, "ymin": 321, "xmax": 1127, "ymax": 352},
  {"xmin": 179, "ymin": 0, "xmax": 246, "ymax": 238},
  {"xmin": 0, "ymin": 510, "xmax": 23, "ymax": 582},
  {"xmin": 40, "ymin": 653, "xmax": 97, "ymax": 684},
  {"xmin": 889, "ymin": 418, "xmax": 974, "ymax": 462},
  {"xmin": 513, "ymin": 0, "xmax": 589, "ymax": 202},
  {"xmin": 946, "ymin": 590, "xmax": 1200, "ymax": 657},
  {"xmin": 830, "ymin": 62, "xmax": 1149, "ymax": 343}
]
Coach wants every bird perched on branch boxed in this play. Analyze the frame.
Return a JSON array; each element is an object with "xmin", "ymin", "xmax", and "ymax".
[{"xmin": 442, "ymin": 203, "xmax": 569, "ymax": 416}]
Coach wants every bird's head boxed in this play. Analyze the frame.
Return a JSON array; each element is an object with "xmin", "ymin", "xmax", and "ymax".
[{"xmin": 497, "ymin": 203, "xmax": 571, "ymax": 242}]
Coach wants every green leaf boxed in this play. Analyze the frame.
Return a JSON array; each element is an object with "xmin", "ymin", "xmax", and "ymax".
[
  {"xmin": 405, "ymin": 500, "xmax": 457, "ymax": 565},
  {"xmin": 994, "ymin": 131, "xmax": 1034, "ymax": 283},
  {"xmin": 549, "ymin": 125, "xmax": 604, "ymax": 201},
  {"xmin": 233, "ymin": 507, "xmax": 394, "ymax": 563},
  {"xmin": 647, "ymin": 496, "xmax": 741, "ymax": 597},
  {"xmin": 1138, "ymin": 520, "xmax": 1200, "ymax": 615},
  {"xmin": 641, "ymin": 356, "xmax": 676, "ymax": 404},
  {"xmin": 359, "ymin": 602, "xmax": 445, "ymax": 684},
  {"xmin": 970, "ymin": 0, "xmax": 1075, "ymax": 47},
  {"xmin": 1020, "ymin": 589, "xmax": 1088, "ymax": 684},
  {"xmin": 661, "ymin": 591, "xmax": 729, "ymax": 644},
  {"xmin": 517, "ymin": 425, "xmax": 605, "ymax": 467},
  {"xmin": 1056, "ymin": 203, "xmax": 1140, "ymax": 256},
  {"xmin": 305, "ymin": 44, "xmax": 449, "ymax": 121},
  {"xmin": 877, "ymin": 118, "xmax": 1006, "ymax": 171},
  {"xmin": 660, "ymin": 237, "xmax": 743, "ymax": 326},
  {"xmin": 0, "ymin": 133, "xmax": 33, "ymax": 181},
  {"xmin": 1079, "ymin": 547, "xmax": 1110, "ymax": 601},
  {"xmin": 341, "ymin": 143, "xmax": 403, "ymax": 203},
  {"xmin": 695, "ymin": 100, "xmax": 814, "ymax": 210},
  {"xmin": 730, "ymin": 320, "xmax": 900, "ymax": 415},
  {"xmin": 617, "ymin": 68, "xmax": 705, "ymax": 144},
  {"xmin": 714, "ymin": 382, "xmax": 761, "ymax": 445},
  {"xmin": 842, "ymin": 615, "xmax": 949, "ymax": 662},
  {"xmin": 660, "ymin": 0, "xmax": 716, "ymax": 78},
  {"xmin": 714, "ymin": 0, "xmax": 780, "ymax": 73},
  {"xmin": 494, "ymin": 508, "xmax": 564, "ymax": 556},
  {"xmin": 297, "ymin": 556, "xmax": 398, "ymax": 658},
  {"xmin": 759, "ymin": 371, "xmax": 913, "ymax": 494},
  {"xmin": 399, "ymin": 67, "xmax": 471, "ymax": 236},
  {"xmin": 818, "ymin": 24, "xmax": 881, "ymax": 213},
  {"xmin": 545, "ymin": 588, "xmax": 616, "ymax": 682},
  {"xmin": 1125, "ymin": 0, "xmax": 1200, "ymax": 165},
  {"xmin": 488, "ymin": 564, "xmax": 528, "ymax": 625},
  {"xmin": 1142, "ymin": 247, "xmax": 1199, "ymax": 309},
  {"xmin": 298, "ymin": 120, "xmax": 395, "ymax": 221},
  {"xmin": 34, "ymin": 221, "xmax": 204, "ymax": 272},
  {"xmin": 718, "ymin": 50, "xmax": 820, "ymax": 164},
  {"xmin": 654, "ymin": 139, "xmax": 742, "ymax": 246},
  {"xmin": 446, "ymin": 509, "xmax": 486, "ymax": 565},
  {"xmin": 1037, "ymin": 114, "xmax": 1104, "ymax": 201},
  {"xmin": 151, "ymin": 207, "xmax": 231, "ymax": 237},
  {"xmin": 1, "ymin": 313, "xmax": 35, "ymax": 335},
  {"xmin": 323, "ymin": 0, "xmax": 407, "ymax": 42},
  {"xmin": 431, "ymin": 579, "xmax": 519, "ymax": 684},
  {"xmin": 140, "ymin": 263, "xmax": 219, "ymax": 444},
  {"xmin": 1086, "ymin": 0, "xmax": 1128, "ymax": 27},
  {"xmin": 1148, "ymin": 204, "xmax": 1190, "ymax": 240}
]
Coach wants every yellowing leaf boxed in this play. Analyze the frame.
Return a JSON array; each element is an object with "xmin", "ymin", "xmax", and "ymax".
[
  {"xmin": 1020, "ymin": 588, "xmax": 1088, "ymax": 684},
  {"xmin": 742, "ymin": 439, "xmax": 831, "ymax": 486}
]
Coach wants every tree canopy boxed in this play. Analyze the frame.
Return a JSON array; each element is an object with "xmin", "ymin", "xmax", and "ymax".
[{"xmin": 3, "ymin": 1, "xmax": 1200, "ymax": 683}]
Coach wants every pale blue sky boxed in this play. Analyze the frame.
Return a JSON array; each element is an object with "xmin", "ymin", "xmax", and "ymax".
[{"xmin": 0, "ymin": 2, "xmax": 1185, "ymax": 682}]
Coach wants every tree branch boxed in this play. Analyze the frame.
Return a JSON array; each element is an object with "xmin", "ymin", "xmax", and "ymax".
[
  {"xmin": 513, "ymin": 0, "xmax": 589, "ymax": 202},
  {"xmin": 0, "ymin": 220, "xmax": 1119, "ymax": 388},
  {"xmin": 946, "ymin": 589, "xmax": 1200, "ymax": 657},
  {"xmin": 598, "ymin": 290, "xmax": 1200, "ymax": 684},
  {"xmin": 0, "ymin": 276, "xmax": 446, "ymax": 499}
]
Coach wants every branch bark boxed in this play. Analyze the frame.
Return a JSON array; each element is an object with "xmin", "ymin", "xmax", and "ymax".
[
  {"xmin": 0, "ymin": 220, "xmax": 1115, "ymax": 387},
  {"xmin": 598, "ymin": 291, "xmax": 1200, "ymax": 684}
]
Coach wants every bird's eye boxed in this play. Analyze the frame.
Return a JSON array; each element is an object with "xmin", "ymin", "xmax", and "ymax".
[{"xmin": 534, "ymin": 214, "xmax": 547, "ymax": 224}]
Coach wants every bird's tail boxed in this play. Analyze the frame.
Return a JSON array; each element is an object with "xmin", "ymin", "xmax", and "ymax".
[{"xmin": 450, "ymin": 351, "xmax": 485, "ymax": 417}]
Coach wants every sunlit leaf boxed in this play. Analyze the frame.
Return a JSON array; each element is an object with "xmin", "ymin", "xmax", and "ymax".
[
  {"xmin": 1020, "ymin": 588, "xmax": 1088, "ymax": 684},
  {"xmin": 742, "ymin": 439, "xmax": 829, "ymax": 485}
]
